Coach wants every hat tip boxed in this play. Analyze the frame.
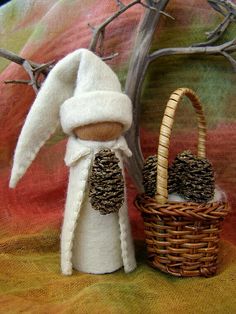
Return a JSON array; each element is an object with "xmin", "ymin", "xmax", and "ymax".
[
  {"xmin": 9, "ymin": 172, "xmax": 20, "ymax": 189},
  {"xmin": 9, "ymin": 178, "xmax": 16, "ymax": 189}
]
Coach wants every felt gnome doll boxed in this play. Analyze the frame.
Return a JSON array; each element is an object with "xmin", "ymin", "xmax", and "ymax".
[{"xmin": 10, "ymin": 48, "xmax": 137, "ymax": 275}]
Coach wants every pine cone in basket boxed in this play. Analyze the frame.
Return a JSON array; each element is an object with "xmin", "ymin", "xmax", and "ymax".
[
  {"xmin": 89, "ymin": 149, "xmax": 124, "ymax": 215},
  {"xmin": 142, "ymin": 155, "xmax": 157, "ymax": 197},
  {"xmin": 142, "ymin": 155, "xmax": 177, "ymax": 197},
  {"xmin": 142, "ymin": 151, "xmax": 215, "ymax": 203},
  {"xmin": 170, "ymin": 150, "xmax": 215, "ymax": 203}
]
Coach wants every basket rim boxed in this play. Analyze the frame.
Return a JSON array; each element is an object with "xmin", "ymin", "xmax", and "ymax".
[{"xmin": 135, "ymin": 193, "xmax": 230, "ymax": 220}]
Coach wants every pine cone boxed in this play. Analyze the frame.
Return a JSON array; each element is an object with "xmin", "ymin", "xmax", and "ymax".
[
  {"xmin": 168, "ymin": 165, "xmax": 179, "ymax": 194},
  {"xmin": 89, "ymin": 149, "xmax": 124, "ymax": 215},
  {"xmin": 142, "ymin": 155, "xmax": 177, "ymax": 197},
  {"xmin": 170, "ymin": 150, "xmax": 215, "ymax": 203},
  {"xmin": 168, "ymin": 150, "xmax": 192, "ymax": 195},
  {"xmin": 142, "ymin": 151, "xmax": 215, "ymax": 203},
  {"xmin": 142, "ymin": 155, "xmax": 157, "ymax": 197}
]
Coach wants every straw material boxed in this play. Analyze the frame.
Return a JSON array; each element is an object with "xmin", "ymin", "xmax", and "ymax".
[{"xmin": 135, "ymin": 88, "xmax": 230, "ymax": 277}]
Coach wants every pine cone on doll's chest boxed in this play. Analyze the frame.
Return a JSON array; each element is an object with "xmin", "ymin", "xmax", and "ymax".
[{"xmin": 89, "ymin": 149, "xmax": 124, "ymax": 215}]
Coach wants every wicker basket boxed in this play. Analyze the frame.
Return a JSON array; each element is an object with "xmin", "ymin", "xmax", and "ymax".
[{"xmin": 135, "ymin": 87, "xmax": 230, "ymax": 277}]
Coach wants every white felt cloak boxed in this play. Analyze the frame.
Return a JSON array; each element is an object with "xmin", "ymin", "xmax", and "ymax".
[
  {"xmin": 61, "ymin": 135, "xmax": 137, "ymax": 275},
  {"xmin": 9, "ymin": 48, "xmax": 136, "ymax": 275}
]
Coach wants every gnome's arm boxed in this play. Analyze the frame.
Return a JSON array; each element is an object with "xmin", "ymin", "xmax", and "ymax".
[{"xmin": 9, "ymin": 50, "xmax": 87, "ymax": 188}]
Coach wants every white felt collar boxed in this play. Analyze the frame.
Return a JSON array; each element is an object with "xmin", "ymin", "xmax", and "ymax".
[{"xmin": 64, "ymin": 136, "xmax": 132, "ymax": 167}]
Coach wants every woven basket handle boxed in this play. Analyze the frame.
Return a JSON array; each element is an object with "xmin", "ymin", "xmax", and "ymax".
[{"xmin": 155, "ymin": 88, "xmax": 207, "ymax": 204}]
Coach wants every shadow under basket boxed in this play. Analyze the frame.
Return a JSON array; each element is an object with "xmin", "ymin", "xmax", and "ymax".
[{"xmin": 135, "ymin": 88, "xmax": 230, "ymax": 277}]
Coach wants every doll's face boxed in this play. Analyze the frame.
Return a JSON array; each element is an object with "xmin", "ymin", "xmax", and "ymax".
[{"xmin": 74, "ymin": 121, "xmax": 123, "ymax": 141}]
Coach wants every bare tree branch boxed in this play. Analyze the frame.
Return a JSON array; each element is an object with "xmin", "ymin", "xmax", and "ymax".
[
  {"xmin": 0, "ymin": 48, "xmax": 55, "ymax": 93},
  {"xmin": 208, "ymin": 0, "xmax": 236, "ymax": 17},
  {"xmin": 221, "ymin": 50, "xmax": 236, "ymax": 70},
  {"xmin": 193, "ymin": 0, "xmax": 236, "ymax": 47},
  {"xmin": 102, "ymin": 52, "xmax": 119, "ymax": 61},
  {"xmin": 148, "ymin": 38, "xmax": 236, "ymax": 63},
  {"xmin": 139, "ymin": 1, "xmax": 175, "ymax": 19},
  {"xmin": 115, "ymin": 0, "xmax": 125, "ymax": 9},
  {"xmin": 193, "ymin": 13, "xmax": 232, "ymax": 47},
  {"xmin": 88, "ymin": 0, "xmax": 173, "ymax": 54},
  {"xmin": 0, "ymin": 48, "xmax": 53, "ymax": 75},
  {"xmin": 23, "ymin": 61, "xmax": 38, "ymax": 93},
  {"xmin": 4, "ymin": 79, "xmax": 31, "ymax": 85},
  {"xmin": 159, "ymin": 10, "xmax": 175, "ymax": 20},
  {"xmin": 125, "ymin": 0, "xmax": 170, "ymax": 190},
  {"xmin": 87, "ymin": 23, "xmax": 96, "ymax": 32},
  {"xmin": 125, "ymin": 0, "xmax": 236, "ymax": 190},
  {"xmin": 2, "ymin": 0, "xmax": 140, "ymax": 90},
  {"xmin": 88, "ymin": 0, "xmax": 141, "ymax": 52},
  {"xmin": 207, "ymin": 13, "xmax": 231, "ymax": 40},
  {"xmin": 139, "ymin": 1, "xmax": 158, "ymax": 11},
  {"xmin": 0, "ymin": 48, "xmax": 26, "ymax": 66},
  {"xmin": 0, "ymin": 0, "xmax": 172, "ymax": 94}
]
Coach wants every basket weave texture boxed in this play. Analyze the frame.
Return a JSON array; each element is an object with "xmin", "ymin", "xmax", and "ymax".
[{"xmin": 135, "ymin": 88, "xmax": 230, "ymax": 277}]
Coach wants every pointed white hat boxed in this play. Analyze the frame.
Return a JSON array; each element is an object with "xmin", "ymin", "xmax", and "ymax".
[{"xmin": 9, "ymin": 48, "xmax": 132, "ymax": 188}]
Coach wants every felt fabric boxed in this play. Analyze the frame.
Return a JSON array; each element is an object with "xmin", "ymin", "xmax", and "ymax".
[
  {"xmin": 61, "ymin": 91, "xmax": 132, "ymax": 135},
  {"xmin": 1, "ymin": 0, "xmax": 236, "ymax": 313},
  {"xmin": 9, "ymin": 48, "xmax": 132, "ymax": 189},
  {"xmin": 8, "ymin": 46, "xmax": 135, "ymax": 275},
  {"xmin": 61, "ymin": 136, "xmax": 136, "ymax": 275}
]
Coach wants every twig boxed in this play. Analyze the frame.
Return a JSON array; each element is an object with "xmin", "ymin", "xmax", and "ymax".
[
  {"xmin": 0, "ymin": 0, "xmax": 171, "ymax": 95},
  {"xmin": 98, "ymin": 29, "xmax": 105, "ymax": 56},
  {"xmin": 0, "ymin": 0, "xmax": 145, "ymax": 91},
  {"xmin": 87, "ymin": 23, "xmax": 96, "ymax": 32},
  {"xmin": 4, "ymin": 79, "xmax": 31, "ymax": 85},
  {"xmin": 101, "ymin": 52, "xmax": 119, "ymax": 61},
  {"xmin": 139, "ymin": 1, "xmax": 175, "ymax": 19},
  {"xmin": 23, "ymin": 61, "xmax": 38, "ymax": 93},
  {"xmin": 88, "ymin": 0, "xmax": 172, "ymax": 53},
  {"xmin": 0, "ymin": 48, "xmax": 52, "ymax": 75},
  {"xmin": 0, "ymin": 48, "xmax": 26, "ymax": 65},
  {"xmin": 115, "ymin": 0, "xmax": 125, "ymax": 9},
  {"xmin": 148, "ymin": 38, "xmax": 236, "ymax": 63},
  {"xmin": 33, "ymin": 61, "xmax": 55, "ymax": 73},
  {"xmin": 208, "ymin": 0, "xmax": 236, "ymax": 17},
  {"xmin": 159, "ymin": 10, "xmax": 175, "ymax": 20},
  {"xmin": 89, "ymin": 0, "xmax": 141, "ymax": 52},
  {"xmin": 193, "ymin": 13, "xmax": 232, "ymax": 47},
  {"xmin": 194, "ymin": 0, "xmax": 236, "ymax": 47},
  {"xmin": 221, "ymin": 50, "xmax": 236, "ymax": 70},
  {"xmin": 220, "ymin": 37, "xmax": 236, "ymax": 49},
  {"xmin": 0, "ymin": 48, "xmax": 55, "ymax": 93},
  {"xmin": 207, "ymin": 13, "xmax": 231, "ymax": 40}
]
